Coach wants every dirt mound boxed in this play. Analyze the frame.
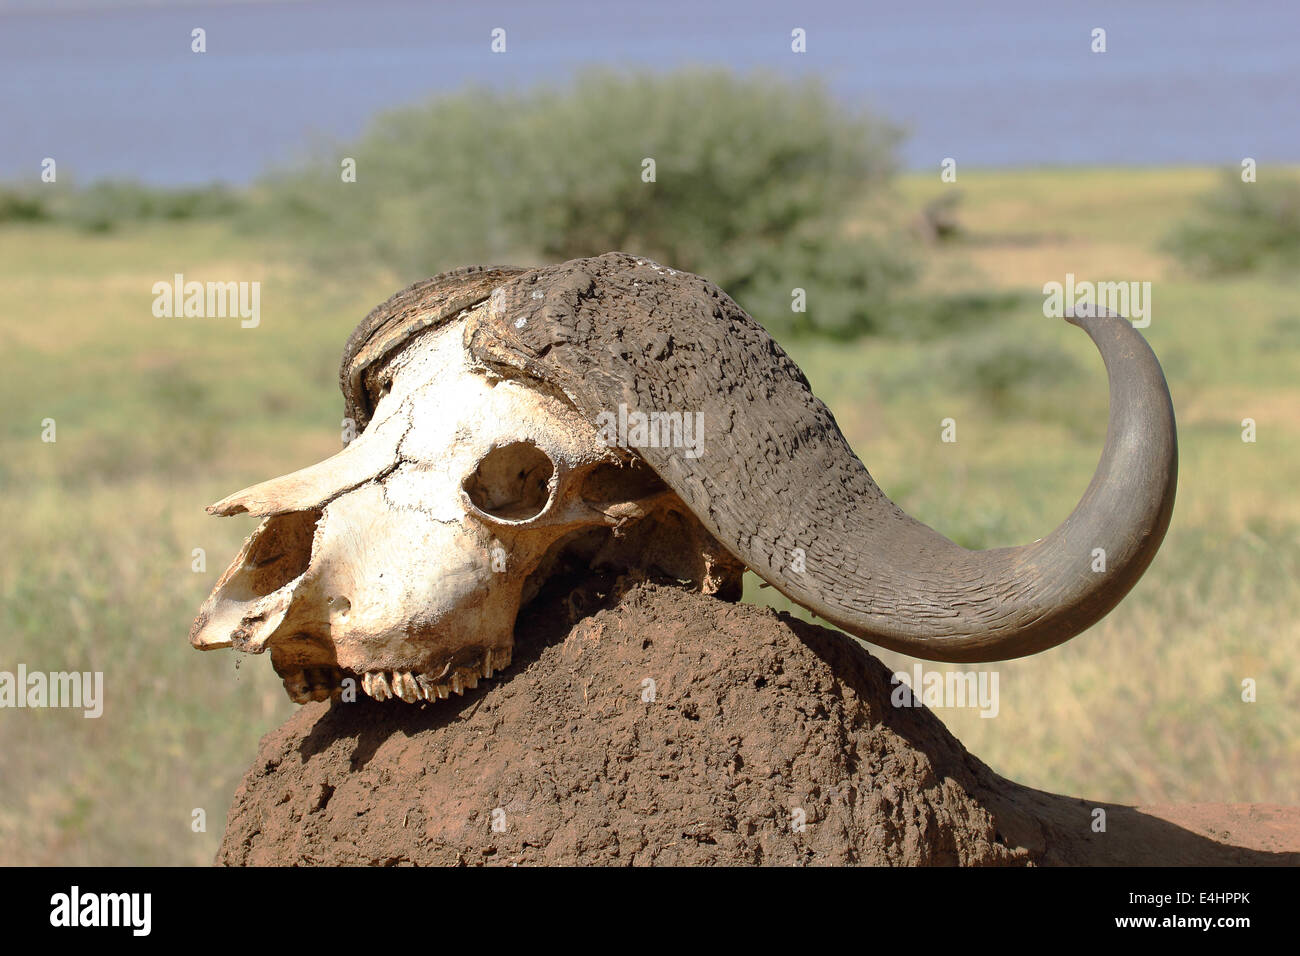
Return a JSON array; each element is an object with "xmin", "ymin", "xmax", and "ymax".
[{"xmin": 218, "ymin": 581, "xmax": 1300, "ymax": 866}]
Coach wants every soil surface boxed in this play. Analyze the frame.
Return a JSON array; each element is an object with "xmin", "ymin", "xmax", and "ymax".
[{"xmin": 218, "ymin": 580, "xmax": 1300, "ymax": 866}]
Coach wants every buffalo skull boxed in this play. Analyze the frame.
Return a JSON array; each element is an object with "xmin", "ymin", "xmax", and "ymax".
[{"xmin": 191, "ymin": 253, "xmax": 1177, "ymax": 703}]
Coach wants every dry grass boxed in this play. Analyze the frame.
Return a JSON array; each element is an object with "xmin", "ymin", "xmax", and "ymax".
[{"xmin": 1, "ymin": 166, "xmax": 1296, "ymax": 863}]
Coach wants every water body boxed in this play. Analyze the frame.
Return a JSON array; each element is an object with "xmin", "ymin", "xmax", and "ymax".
[{"xmin": 1, "ymin": 0, "xmax": 1296, "ymax": 185}]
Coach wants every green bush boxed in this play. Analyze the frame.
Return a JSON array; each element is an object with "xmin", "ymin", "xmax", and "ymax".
[
  {"xmin": 944, "ymin": 334, "xmax": 1083, "ymax": 413},
  {"xmin": 881, "ymin": 289, "xmax": 1035, "ymax": 340},
  {"xmin": 62, "ymin": 180, "xmax": 241, "ymax": 232},
  {"xmin": 0, "ymin": 187, "xmax": 50, "ymax": 223},
  {"xmin": 1162, "ymin": 169, "xmax": 1300, "ymax": 275},
  {"xmin": 0, "ymin": 180, "xmax": 241, "ymax": 232},
  {"xmin": 255, "ymin": 68, "xmax": 915, "ymax": 338}
]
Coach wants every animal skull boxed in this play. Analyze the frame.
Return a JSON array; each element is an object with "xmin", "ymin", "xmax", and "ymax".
[
  {"xmin": 190, "ymin": 307, "xmax": 741, "ymax": 703},
  {"xmin": 193, "ymin": 253, "xmax": 1177, "ymax": 704}
]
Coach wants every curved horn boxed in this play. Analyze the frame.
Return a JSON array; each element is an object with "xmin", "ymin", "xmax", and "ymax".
[
  {"xmin": 340, "ymin": 265, "xmax": 532, "ymax": 430},
  {"xmin": 466, "ymin": 252, "xmax": 1177, "ymax": 663}
]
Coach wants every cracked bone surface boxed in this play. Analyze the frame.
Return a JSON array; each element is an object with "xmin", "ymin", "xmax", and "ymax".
[{"xmin": 190, "ymin": 306, "xmax": 742, "ymax": 703}]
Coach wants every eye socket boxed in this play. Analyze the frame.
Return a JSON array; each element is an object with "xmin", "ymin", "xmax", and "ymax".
[{"xmin": 463, "ymin": 442, "xmax": 555, "ymax": 522}]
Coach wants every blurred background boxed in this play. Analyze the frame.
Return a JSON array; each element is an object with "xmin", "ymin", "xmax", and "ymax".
[{"xmin": 1, "ymin": 0, "xmax": 1297, "ymax": 864}]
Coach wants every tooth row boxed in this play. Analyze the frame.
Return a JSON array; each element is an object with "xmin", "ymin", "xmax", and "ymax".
[
  {"xmin": 358, "ymin": 648, "xmax": 513, "ymax": 704},
  {"xmin": 281, "ymin": 667, "xmax": 345, "ymax": 705}
]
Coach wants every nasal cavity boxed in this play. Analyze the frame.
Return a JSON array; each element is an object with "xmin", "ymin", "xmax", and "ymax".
[
  {"xmin": 242, "ymin": 508, "xmax": 323, "ymax": 596},
  {"xmin": 463, "ymin": 442, "xmax": 555, "ymax": 522}
]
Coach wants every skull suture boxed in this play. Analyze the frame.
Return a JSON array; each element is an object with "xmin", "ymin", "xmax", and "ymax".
[
  {"xmin": 193, "ymin": 253, "xmax": 1177, "ymax": 703},
  {"xmin": 190, "ymin": 306, "xmax": 743, "ymax": 703}
]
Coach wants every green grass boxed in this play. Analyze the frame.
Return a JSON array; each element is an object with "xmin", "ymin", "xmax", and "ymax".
[{"xmin": 1, "ymin": 167, "xmax": 1297, "ymax": 864}]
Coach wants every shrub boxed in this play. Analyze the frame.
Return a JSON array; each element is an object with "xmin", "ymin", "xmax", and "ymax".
[
  {"xmin": 945, "ymin": 334, "xmax": 1082, "ymax": 413},
  {"xmin": 62, "ymin": 180, "xmax": 241, "ymax": 232},
  {"xmin": 0, "ymin": 180, "xmax": 241, "ymax": 232},
  {"xmin": 1162, "ymin": 169, "xmax": 1300, "ymax": 275},
  {"xmin": 0, "ymin": 187, "xmax": 50, "ymax": 223},
  {"xmin": 255, "ymin": 68, "xmax": 915, "ymax": 338}
]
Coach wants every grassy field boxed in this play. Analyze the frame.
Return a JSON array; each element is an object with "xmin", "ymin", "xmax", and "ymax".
[{"xmin": 1, "ymin": 167, "xmax": 1296, "ymax": 864}]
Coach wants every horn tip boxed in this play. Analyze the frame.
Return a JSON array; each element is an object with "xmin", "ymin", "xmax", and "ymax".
[{"xmin": 1063, "ymin": 303, "xmax": 1121, "ymax": 327}]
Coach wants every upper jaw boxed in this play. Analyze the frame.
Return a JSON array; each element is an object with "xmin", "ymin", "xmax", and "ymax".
[{"xmin": 273, "ymin": 647, "xmax": 514, "ymax": 704}]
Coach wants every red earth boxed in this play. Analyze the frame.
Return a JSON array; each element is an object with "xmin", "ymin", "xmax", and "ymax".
[{"xmin": 219, "ymin": 580, "xmax": 1299, "ymax": 866}]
